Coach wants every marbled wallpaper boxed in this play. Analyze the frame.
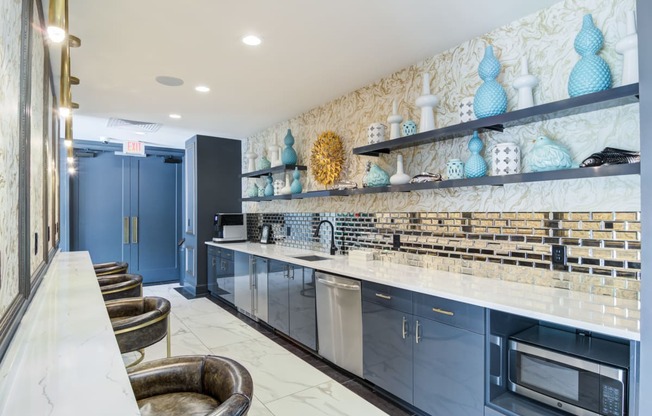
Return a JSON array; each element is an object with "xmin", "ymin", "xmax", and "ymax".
[
  {"xmin": 243, "ymin": 0, "xmax": 639, "ymax": 214},
  {"xmin": 30, "ymin": 3, "xmax": 45, "ymax": 276},
  {"xmin": 0, "ymin": 0, "xmax": 24, "ymax": 318}
]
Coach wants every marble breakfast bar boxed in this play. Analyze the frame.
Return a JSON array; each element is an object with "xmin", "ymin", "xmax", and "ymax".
[
  {"xmin": 208, "ymin": 241, "xmax": 641, "ymax": 341},
  {"xmin": 0, "ymin": 251, "xmax": 140, "ymax": 416}
]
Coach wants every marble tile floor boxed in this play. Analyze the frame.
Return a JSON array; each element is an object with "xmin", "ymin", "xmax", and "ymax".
[{"xmin": 131, "ymin": 283, "xmax": 416, "ymax": 416}]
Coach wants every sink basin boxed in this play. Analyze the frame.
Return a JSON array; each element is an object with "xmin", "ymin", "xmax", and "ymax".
[{"xmin": 290, "ymin": 255, "xmax": 330, "ymax": 262}]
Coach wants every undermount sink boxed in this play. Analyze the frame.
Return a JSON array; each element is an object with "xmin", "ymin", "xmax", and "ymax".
[{"xmin": 290, "ymin": 255, "xmax": 330, "ymax": 262}]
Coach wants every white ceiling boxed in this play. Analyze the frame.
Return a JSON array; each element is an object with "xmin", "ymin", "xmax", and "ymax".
[{"xmin": 64, "ymin": 0, "xmax": 561, "ymax": 149}]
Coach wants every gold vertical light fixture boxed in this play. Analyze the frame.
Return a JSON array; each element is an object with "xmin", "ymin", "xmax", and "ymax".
[{"xmin": 47, "ymin": 0, "xmax": 66, "ymax": 43}]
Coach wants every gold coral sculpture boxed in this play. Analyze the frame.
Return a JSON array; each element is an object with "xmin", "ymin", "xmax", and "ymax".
[{"xmin": 310, "ymin": 131, "xmax": 345, "ymax": 186}]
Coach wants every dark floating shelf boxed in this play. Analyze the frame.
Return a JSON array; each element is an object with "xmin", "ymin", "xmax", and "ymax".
[
  {"xmin": 353, "ymin": 83, "xmax": 640, "ymax": 157},
  {"xmin": 241, "ymin": 163, "xmax": 639, "ymax": 202},
  {"xmin": 241, "ymin": 164, "xmax": 307, "ymax": 178}
]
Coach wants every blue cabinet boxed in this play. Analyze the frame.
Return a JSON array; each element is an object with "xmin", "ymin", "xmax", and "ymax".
[
  {"xmin": 207, "ymin": 246, "xmax": 236, "ymax": 305},
  {"xmin": 362, "ymin": 281, "xmax": 485, "ymax": 416},
  {"xmin": 267, "ymin": 259, "xmax": 317, "ymax": 350}
]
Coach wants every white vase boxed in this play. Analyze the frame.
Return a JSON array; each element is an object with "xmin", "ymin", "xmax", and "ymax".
[
  {"xmin": 280, "ymin": 172, "xmax": 292, "ymax": 195},
  {"xmin": 458, "ymin": 96, "xmax": 475, "ymax": 123},
  {"xmin": 415, "ymin": 72, "xmax": 439, "ymax": 132},
  {"xmin": 245, "ymin": 144, "xmax": 257, "ymax": 172},
  {"xmin": 268, "ymin": 142, "xmax": 282, "ymax": 167},
  {"xmin": 273, "ymin": 179, "xmax": 284, "ymax": 195},
  {"xmin": 387, "ymin": 100, "xmax": 403, "ymax": 140},
  {"xmin": 512, "ymin": 56, "xmax": 538, "ymax": 110},
  {"xmin": 616, "ymin": 11, "xmax": 638, "ymax": 85},
  {"xmin": 390, "ymin": 154, "xmax": 411, "ymax": 185}
]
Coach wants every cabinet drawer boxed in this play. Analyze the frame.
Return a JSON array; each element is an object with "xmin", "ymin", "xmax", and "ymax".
[
  {"xmin": 362, "ymin": 281, "xmax": 412, "ymax": 313},
  {"xmin": 207, "ymin": 246, "xmax": 221, "ymax": 257},
  {"xmin": 220, "ymin": 249, "xmax": 234, "ymax": 260},
  {"xmin": 414, "ymin": 293, "xmax": 485, "ymax": 334}
]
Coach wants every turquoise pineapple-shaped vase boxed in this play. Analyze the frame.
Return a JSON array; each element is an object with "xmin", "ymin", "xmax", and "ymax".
[
  {"xmin": 281, "ymin": 129, "xmax": 298, "ymax": 165},
  {"xmin": 464, "ymin": 131, "xmax": 487, "ymax": 178},
  {"xmin": 473, "ymin": 46, "xmax": 508, "ymax": 118},
  {"xmin": 363, "ymin": 162, "xmax": 390, "ymax": 187},
  {"xmin": 259, "ymin": 154, "xmax": 271, "ymax": 170},
  {"xmin": 264, "ymin": 174, "xmax": 274, "ymax": 196},
  {"xmin": 290, "ymin": 167, "xmax": 302, "ymax": 194},
  {"xmin": 568, "ymin": 14, "xmax": 612, "ymax": 97}
]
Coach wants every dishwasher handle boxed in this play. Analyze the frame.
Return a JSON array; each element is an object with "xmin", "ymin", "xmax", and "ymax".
[{"xmin": 316, "ymin": 277, "xmax": 360, "ymax": 291}]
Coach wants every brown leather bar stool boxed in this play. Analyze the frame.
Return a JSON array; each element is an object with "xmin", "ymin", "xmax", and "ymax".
[
  {"xmin": 94, "ymin": 261, "xmax": 129, "ymax": 276},
  {"xmin": 105, "ymin": 296, "xmax": 171, "ymax": 367},
  {"xmin": 128, "ymin": 355, "xmax": 253, "ymax": 416},
  {"xmin": 98, "ymin": 274, "xmax": 143, "ymax": 301}
]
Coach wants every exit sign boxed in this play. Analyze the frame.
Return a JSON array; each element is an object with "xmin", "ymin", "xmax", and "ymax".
[{"xmin": 123, "ymin": 141, "xmax": 146, "ymax": 156}]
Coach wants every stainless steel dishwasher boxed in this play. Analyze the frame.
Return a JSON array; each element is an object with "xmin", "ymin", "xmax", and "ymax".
[{"xmin": 315, "ymin": 271, "xmax": 363, "ymax": 377}]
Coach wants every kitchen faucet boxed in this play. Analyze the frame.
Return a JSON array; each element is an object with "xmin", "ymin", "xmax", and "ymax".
[{"xmin": 314, "ymin": 220, "xmax": 337, "ymax": 255}]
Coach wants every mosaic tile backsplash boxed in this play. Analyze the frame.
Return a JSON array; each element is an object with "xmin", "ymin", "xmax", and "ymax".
[{"xmin": 247, "ymin": 211, "xmax": 641, "ymax": 300}]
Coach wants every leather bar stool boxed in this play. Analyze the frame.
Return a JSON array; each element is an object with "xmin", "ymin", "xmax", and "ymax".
[
  {"xmin": 105, "ymin": 296, "xmax": 171, "ymax": 367},
  {"xmin": 98, "ymin": 274, "xmax": 143, "ymax": 301},
  {"xmin": 94, "ymin": 261, "xmax": 129, "ymax": 276},
  {"xmin": 128, "ymin": 355, "xmax": 253, "ymax": 416}
]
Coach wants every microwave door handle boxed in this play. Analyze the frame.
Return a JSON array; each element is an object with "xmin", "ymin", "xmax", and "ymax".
[{"xmin": 489, "ymin": 335, "xmax": 504, "ymax": 387}]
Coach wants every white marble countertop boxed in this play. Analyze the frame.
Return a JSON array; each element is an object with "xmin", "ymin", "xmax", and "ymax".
[
  {"xmin": 208, "ymin": 241, "xmax": 641, "ymax": 341},
  {"xmin": 0, "ymin": 251, "xmax": 140, "ymax": 416}
]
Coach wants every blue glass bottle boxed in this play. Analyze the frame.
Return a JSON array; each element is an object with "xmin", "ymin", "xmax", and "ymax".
[
  {"xmin": 464, "ymin": 131, "xmax": 487, "ymax": 178},
  {"xmin": 290, "ymin": 167, "xmax": 302, "ymax": 194},
  {"xmin": 473, "ymin": 46, "xmax": 507, "ymax": 118},
  {"xmin": 568, "ymin": 14, "xmax": 612, "ymax": 97},
  {"xmin": 264, "ymin": 174, "xmax": 274, "ymax": 197}
]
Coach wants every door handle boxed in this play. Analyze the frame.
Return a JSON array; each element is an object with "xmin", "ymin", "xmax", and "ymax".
[
  {"xmin": 432, "ymin": 307, "xmax": 454, "ymax": 316},
  {"xmin": 316, "ymin": 278, "xmax": 360, "ymax": 291},
  {"xmin": 123, "ymin": 217, "xmax": 129, "ymax": 244},
  {"xmin": 402, "ymin": 316, "xmax": 408, "ymax": 339},
  {"xmin": 131, "ymin": 216, "xmax": 138, "ymax": 244},
  {"xmin": 375, "ymin": 293, "xmax": 392, "ymax": 300},
  {"xmin": 415, "ymin": 320, "xmax": 421, "ymax": 344}
]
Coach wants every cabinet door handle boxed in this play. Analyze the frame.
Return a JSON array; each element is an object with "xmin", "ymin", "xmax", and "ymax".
[
  {"xmin": 415, "ymin": 320, "xmax": 421, "ymax": 344},
  {"xmin": 432, "ymin": 307, "xmax": 454, "ymax": 316},
  {"xmin": 131, "ymin": 216, "xmax": 138, "ymax": 244},
  {"xmin": 402, "ymin": 316, "xmax": 408, "ymax": 339},
  {"xmin": 123, "ymin": 217, "xmax": 129, "ymax": 244},
  {"xmin": 375, "ymin": 293, "xmax": 391, "ymax": 300}
]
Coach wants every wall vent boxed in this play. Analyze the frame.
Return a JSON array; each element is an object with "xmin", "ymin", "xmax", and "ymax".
[{"xmin": 107, "ymin": 117, "xmax": 162, "ymax": 133}]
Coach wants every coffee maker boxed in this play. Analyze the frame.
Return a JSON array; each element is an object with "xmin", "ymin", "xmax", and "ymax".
[{"xmin": 212, "ymin": 213, "xmax": 246, "ymax": 242}]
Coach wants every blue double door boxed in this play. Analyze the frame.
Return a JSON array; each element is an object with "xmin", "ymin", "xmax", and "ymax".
[{"xmin": 70, "ymin": 151, "xmax": 182, "ymax": 284}]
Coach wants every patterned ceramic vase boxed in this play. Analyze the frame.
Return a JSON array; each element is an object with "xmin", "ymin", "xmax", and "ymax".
[
  {"xmin": 568, "ymin": 14, "xmax": 612, "ymax": 97},
  {"xmin": 363, "ymin": 162, "xmax": 390, "ymax": 187},
  {"xmin": 290, "ymin": 167, "xmax": 302, "ymax": 194},
  {"xmin": 490, "ymin": 143, "xmax": 521, "ymax": 176},
  {"xmin": 464, "ymin": 131, "xmax": 488, "ymax": 178},
  {"xmin": 401, "ymin": 120, "xmax": 417, "ymax": 136},
  {"xmin": 446, "ymin": 159, "xmax": 465, "ymax": 180},
  {"xmin": 273, "ymin": 179, "xmax": 285, "ymax": 195},
  {"xmin": 473, "ymin": 46, "xmax": 508, "ymax": 118},
  {"xmin": 281, "ymin": 129, "xmax": 298, "ymax": 165},
  {"xmin": 259, "ymin": 154, "xmax": 271, "ymax": 170},
  {"xmin": 458, "ymin": 96, "xmax": 476, "ymax": 123},
  {"xmin": 258, "ymin": 187, "xmax": 265, "ymax": 197},
  {"xmin": 246, "ymin": 182, "xmax": 259, "ymax": 197},
  {"xmin": 368, "ymin": 123, "xmax": 387, "ymax": 144}
]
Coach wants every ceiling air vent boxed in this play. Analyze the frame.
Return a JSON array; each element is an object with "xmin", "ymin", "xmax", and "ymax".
[{"xmin": 107, "ymin": 117, "xmax": 162, "ymax": 133}]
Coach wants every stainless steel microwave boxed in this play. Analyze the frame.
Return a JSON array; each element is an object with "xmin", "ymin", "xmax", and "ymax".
[{"xmin": 508, "ymin": 326, "xmax": 629, "ymax": 416}]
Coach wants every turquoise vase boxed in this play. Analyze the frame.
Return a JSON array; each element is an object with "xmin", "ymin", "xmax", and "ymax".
[
  {"xmin": 259, "ymin": 155, "xmax": 271, "ymax": 170},
  {"xmin": 290, "ymin": 167, "xmax": 302, "ymax": 194},
  {"xmin": 281, "ymin": 129, "xmax": 298, "ymax": 165},
  {"xmin": 247, "ymin": 182, "xmax": 259, "ymax": 198},
  {"xmin": 264, "ymin": 174, "xmax": 274, "ymax": 196},
  {"xmin": 363, "ymin": 162, "xmax": 390, "ymax": 187},
  {"xmin": 568, "ymin": 14, "xmax": 612, "ymax": 97},
  {"xmin": 473, "ymin": 46, "xmax": 508, "ymax": 118},
  {"xmin": 464, "ymin": 131, "xmax": 487, "ymax": 178}
]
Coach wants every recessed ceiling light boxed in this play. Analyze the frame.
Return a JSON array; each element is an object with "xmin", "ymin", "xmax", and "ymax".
[
  {"xmin": 135, "ymin": 132, "xmax": 146, "ymax": 135},
  {"xmin": 195, "ymin": 85, "xmax": 210, "ymax": 93},
  {"xmin": 242, "ymin": 35, "xmax": 261, "ymax": 46},
  {"xmin": 169, "ymin": 114, "xmax": 182, "ymax": 119}
]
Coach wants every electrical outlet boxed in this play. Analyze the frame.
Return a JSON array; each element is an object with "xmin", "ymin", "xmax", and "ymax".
[
  {"xmin": 552, "ymin": 245, "xmax": 567, "ymax": 266},
  {"xmin": 393, "ymin": 234, "xmax": 401, "ymax": 249}
]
